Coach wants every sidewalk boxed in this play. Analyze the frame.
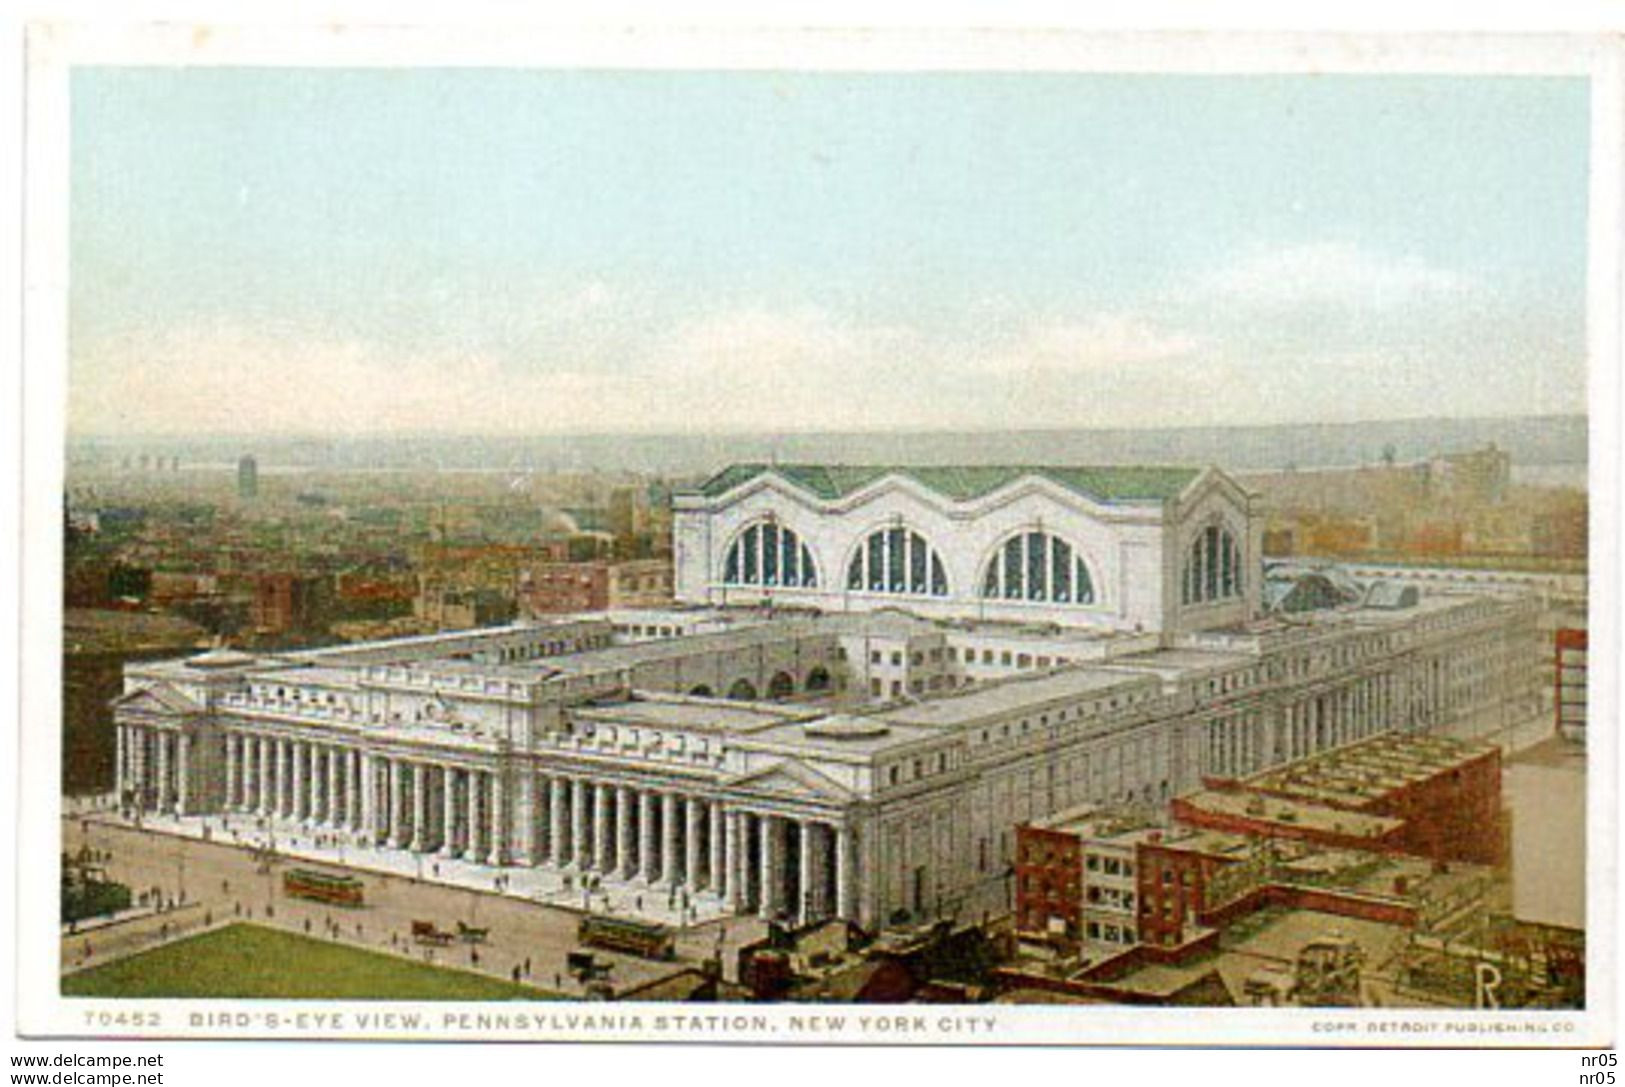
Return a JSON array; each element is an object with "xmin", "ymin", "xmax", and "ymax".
[{"xmin": 90, "ymin": 808, "xmax": 735, "ymax": 931}]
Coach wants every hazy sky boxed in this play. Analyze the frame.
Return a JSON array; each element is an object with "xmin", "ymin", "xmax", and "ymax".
[{"xmin": 69, "ymin": 68, "xmax": 1591, "ymax": 437}]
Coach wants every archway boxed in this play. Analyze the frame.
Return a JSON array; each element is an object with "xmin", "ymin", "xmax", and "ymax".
[
  {"xmin": 805, "ymin": 666, "xmax": 832, "ymax": 693},
  {"xmin": 726, "ymin": 678, "xmax": 759, "ymax": 701},
  {"xmin": 687, "ymin": 684, "xmax": 714, "ymax": 697},
  {"xmin": 766, "ymin": 671, "xmax": 796, "ymax": 700}
]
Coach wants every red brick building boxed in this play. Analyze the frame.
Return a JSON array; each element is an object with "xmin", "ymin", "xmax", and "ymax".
[
  {"xmin": 517, "ymin": 559, "xmax": 673, "ymax": 615},
  {"xmin": 1015, "ymin": 818, "xmax": 1085, "ymax": 941},
  {"xmin": 1175, "ymin": 732, "xmax": 1506, "ymax": 867}
]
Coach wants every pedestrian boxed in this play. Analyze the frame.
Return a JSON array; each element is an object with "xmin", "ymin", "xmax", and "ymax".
[
  {"xmin": 205, "ymin": 910, "xmax": 212, "ymax": 926},
  {"xmin": 512, "ymin": 964, "xmax": 520, "ymax": 983},
  {"xmin": 303, "ymin": 918, "xmax": 311, "ymax": 934},
  {"xmin": 471, "ymin": 948, "xmax": 479, "ymax": 966},
  {"xmin": 524, "ymin": 956, "xmax": 531, "ymax": 976},
  {"xmin": 554, "ymin": 972, "xmax": 562, "ymax": 989}
]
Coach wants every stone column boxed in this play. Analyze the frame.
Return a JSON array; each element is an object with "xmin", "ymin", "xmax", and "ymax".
[
  {"xmin": 759, "ymin": 814, "xmax": 782, "ymax": 920},
  {"xmin": 464, "ymin": 771, "xmax": 483, "ymax": 862},
  {"xmin": 571, "ymin": 778, "xmax": 589, "ymax": 870},
  {"xmin": 360, "ymin": 754, "xmax": 378, "ymax": 842},
  {"xmin": 593, "ymin": 783, "xmax": 613, "ymax": 873},
  {"xmin": 548, "ymin": 776, "xmax": 567, "ymax": 867},
  {"xmin": 175, "ymin": 734, "xmax": 192, "ymax": 815},
  {"xmin": 709, "ymin": 801, "xmax": 726, "ymax": 896},
  {"xmin": 662, "ymin": 792, "xmax": 681, "ymax": 888},
  {"xmin": 347, "ymin": 750, "xmax": 362, "ymax": 831},
  {"xmin": 114, "ymin": 725, "xmax": 128, "ymax": 803},
  {"xmin": 411, "ymin": 763, "xmax": 428, "ymax": 851},
  {"xmin": 390, "ymin": 758, "xmax": 411, "ymax": 848},
  {"xmin": 258, "ymin": 738, "xmax": 272, "ymax": 816},
  {"xmin": 292, "ymin": 742, "xmax": 307, "ymax": 823},
  {"xmin": 797, "ymin": 819, "xmax": 815, "ymax": 924},
  {"xmin": 685, "ymin": 798, "xmax": 704, "ymax": 893},
  {"xmin": 155, "ymin": 731, "xmax": 173, "ymax": 813},
  {"xmin": 128, "ymin": 728, "xmax": 144, "ymax": 809},
  {"xmin": 515, "ymin": 770, "xmax": 536, "ymax": 866},
  {"xmin": 639, "ymin": 791, "xmax": 658, "ymax": 883},
  {"xmin": 836, "ymin": 823, "xmax": 857, "ymax": 921},
  {"xmin": 441, "ymin": 767, "xmax": 460, "ymax": 857},
  {"xmin": 225, "ymin": 734, "xmax": 240, "ymax": 811},
  {"xmin": 723, "ymin": 810, "xmax": 742, "ymax": 911},
  {"xmin": 616, "ymin": 786, "xmax": 636, "ymax": 879},
  {"xmin": 327, "ymin": 747, "xmax": 342, "ymax": 827},
  {"xmin": 242, "ymin": 735, "xmax": 258, "ymax": 812},
  {"xmin": 279, "ymin": 740, "xmax": 293, "ymax": 819},
  {"xmin": 488, "ymin": 771, "xmax": 507, "ymax": 866}
]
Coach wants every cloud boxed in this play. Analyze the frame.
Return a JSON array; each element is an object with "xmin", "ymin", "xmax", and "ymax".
[{"xmin": 1198, "ymin": 242, "xmax": 1471, "ymax": 310}]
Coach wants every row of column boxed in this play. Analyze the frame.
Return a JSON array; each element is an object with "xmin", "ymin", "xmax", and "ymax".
[
  {"xmin": 117, "ymin": 725, "xmax": 190, "ymax": 815},
  {"xmin": 118, "ymin": 731, "xmax": 862, "ymax": 924}
]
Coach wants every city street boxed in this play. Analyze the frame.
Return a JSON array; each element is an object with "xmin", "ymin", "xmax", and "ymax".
[{"xmin": 62, "ymin": 815, "xmax": 768, "ymax": 998}]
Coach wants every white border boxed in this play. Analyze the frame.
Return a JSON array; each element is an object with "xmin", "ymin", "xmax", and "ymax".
[{"xmin": 15, "ymin": 19, "xmax": 1624, "ymax": 1048}]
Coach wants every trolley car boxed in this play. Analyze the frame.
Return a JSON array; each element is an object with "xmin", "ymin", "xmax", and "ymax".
[
  {"xmin": 577, "ymin": 915, "xmax": 675, "ymax": 960},
  {"xmin": 282, "ymin": 868, "xmax": 365, "ymax": 907}
]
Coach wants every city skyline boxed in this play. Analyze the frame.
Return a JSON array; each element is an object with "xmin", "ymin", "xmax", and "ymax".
[{"xmin": 69, "ymin": 69, "xmax": 1590, "ymax": 438}]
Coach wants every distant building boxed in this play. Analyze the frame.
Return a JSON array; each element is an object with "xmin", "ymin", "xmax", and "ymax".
[
  {"xmin": 249, "ymin": 573, "xmax": 331, "ymax": 635},
  {"xmin": 517, "ymin": 558, "xmax": 674, "ymax": 615},
  {"xmin": 413, "ymin": 582, "xmax": 517, "ymax": 631},
  {"xmin": 1555, "ymin": 628, "xmax": 1587, "ymax": 743},
  {"xmin": 238, "ymin": 454, "xmax": 258, "ymax": 500}
]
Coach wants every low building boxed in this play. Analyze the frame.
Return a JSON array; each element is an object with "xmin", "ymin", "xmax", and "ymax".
[
  {"xmin": 1175, "ymin": 732, "xmax": 1507, "ymax": 867},
  {"xmin": 517, "ymin": 559, "xmax": 674, "ymax": 615}
]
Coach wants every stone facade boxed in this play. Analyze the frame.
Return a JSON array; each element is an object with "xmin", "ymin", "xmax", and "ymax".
[{"xmin": 112, "ymin": 464, "xmax": 1547, "ymax": 933}]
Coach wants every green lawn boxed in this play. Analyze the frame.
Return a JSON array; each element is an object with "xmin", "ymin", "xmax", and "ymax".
[{"xmin": 62, "ymin": 924, "xmax": 560, "ymax": 1000}]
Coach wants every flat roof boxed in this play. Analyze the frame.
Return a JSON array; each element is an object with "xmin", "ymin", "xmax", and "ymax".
[
  {"xmin": 538, "ymin": 620, "xmax": 830, "ymax": 675},
  {"xmin": 879, "ymin": 667, "xmax": 1157, "ymax": 729},
  {"xmin": 1179, "ymin": 789, "xmax": 1403, "ymax": 840},
  {"xmin": 1243, "ymin": 732, "xmax": 1497, "ymax": 805},
  {"xmin": 1100, "ymin": 647, "xmax": 1256, "ymax": 680},
  {"xmin": 571, "ymin": 695, "xmax": 802, "ymax": 735}
]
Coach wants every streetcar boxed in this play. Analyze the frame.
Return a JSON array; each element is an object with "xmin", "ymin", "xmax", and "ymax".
[
  {"xmin": 282, "ymin": 868, "xmax": 365, "ymax": 907},
  {"xmin": 577, "ymin": 915, "xmax": 675, "ymax": 960}
]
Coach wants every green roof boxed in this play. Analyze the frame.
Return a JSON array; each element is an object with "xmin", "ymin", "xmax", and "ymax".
[{"xmin": 692, "ymin": 463, "xmax": 1204, "ymax": 505}]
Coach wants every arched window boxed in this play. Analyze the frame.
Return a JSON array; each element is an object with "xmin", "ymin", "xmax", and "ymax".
[
  {"xmin": 722, "ymin": 521, "xmax": 819, "ymax": 588},
  {"xmin": 1182, "ymin": 522, "xmax": 1245, "ymax": 605},
  {"xmin": 979, "ymin": 531, "xmax": 1096, "ymax": 605},
  {"xmin": 845, "ymin": 525, "xmax": 949, "ymax": 596}
]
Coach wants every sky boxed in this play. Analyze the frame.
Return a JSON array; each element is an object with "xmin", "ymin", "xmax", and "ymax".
[{"xmin": 68, "ymin": 68, "xmax": 1592, "ymax": 437}]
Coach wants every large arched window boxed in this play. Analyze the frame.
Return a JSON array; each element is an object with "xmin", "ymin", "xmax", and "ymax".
[
  {"xmin": 722, "ymin": 521, "xmax": 819, "ymax": 588},
  {"xmin": 1182, "ymin": 522, "xmax": 1244, "ymax": 605},
  {"xmin": 979, "ymin": 530, "xmax": 1096, "ymax": 604},
  {"xmin": 845, "ymin": 525, "xmax": 949, "ymax": 596}
]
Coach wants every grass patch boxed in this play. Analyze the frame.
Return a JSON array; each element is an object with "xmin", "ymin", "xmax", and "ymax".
[{"xmin": 62, "ymin": 924, "xmax": 560, "ymax": 1001}]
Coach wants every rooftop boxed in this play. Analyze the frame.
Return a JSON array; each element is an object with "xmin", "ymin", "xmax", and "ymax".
[
  {"xmin": 1177, "ymin": 788, "xmax": 1404, "ymax": 840},
  {"xmin": 877, "ymin": 666, "xmax": 1159, "ymax": 729},
  {"xmin": 1243, "ymin": 733, "xmax": 1497, "ymax": 807},
  {"xmin": 690, "ymin": 463, "xmax": 1204, "ymax": 505}
]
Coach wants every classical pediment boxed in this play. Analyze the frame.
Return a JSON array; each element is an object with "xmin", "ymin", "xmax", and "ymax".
[
  {"xmin": 111, "ymin": 682, "xmax": 204, "ymax": 718},
  {"xmin": 724, "ymin": 760, "xmax": 852, "ymax": 804}
]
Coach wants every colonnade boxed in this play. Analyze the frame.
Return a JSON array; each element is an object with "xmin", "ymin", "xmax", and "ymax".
[{"xmin": 115, "ymin": 726, "xmax": 860, "ymax": 925}]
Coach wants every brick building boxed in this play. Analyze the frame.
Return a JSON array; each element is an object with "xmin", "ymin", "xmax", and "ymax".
[
  {"xmin": 517, "ymin": 558, "xmax": 673, "ymax": 615},
  {"xmin": 1173, "ymin": 732, "xmax": 1506, "ymax": 867}
]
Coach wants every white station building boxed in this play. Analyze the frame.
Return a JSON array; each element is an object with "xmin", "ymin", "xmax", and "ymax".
[{"xmin": 112, "ymin": 463, "xmax": 1546, "ymax": 931}]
